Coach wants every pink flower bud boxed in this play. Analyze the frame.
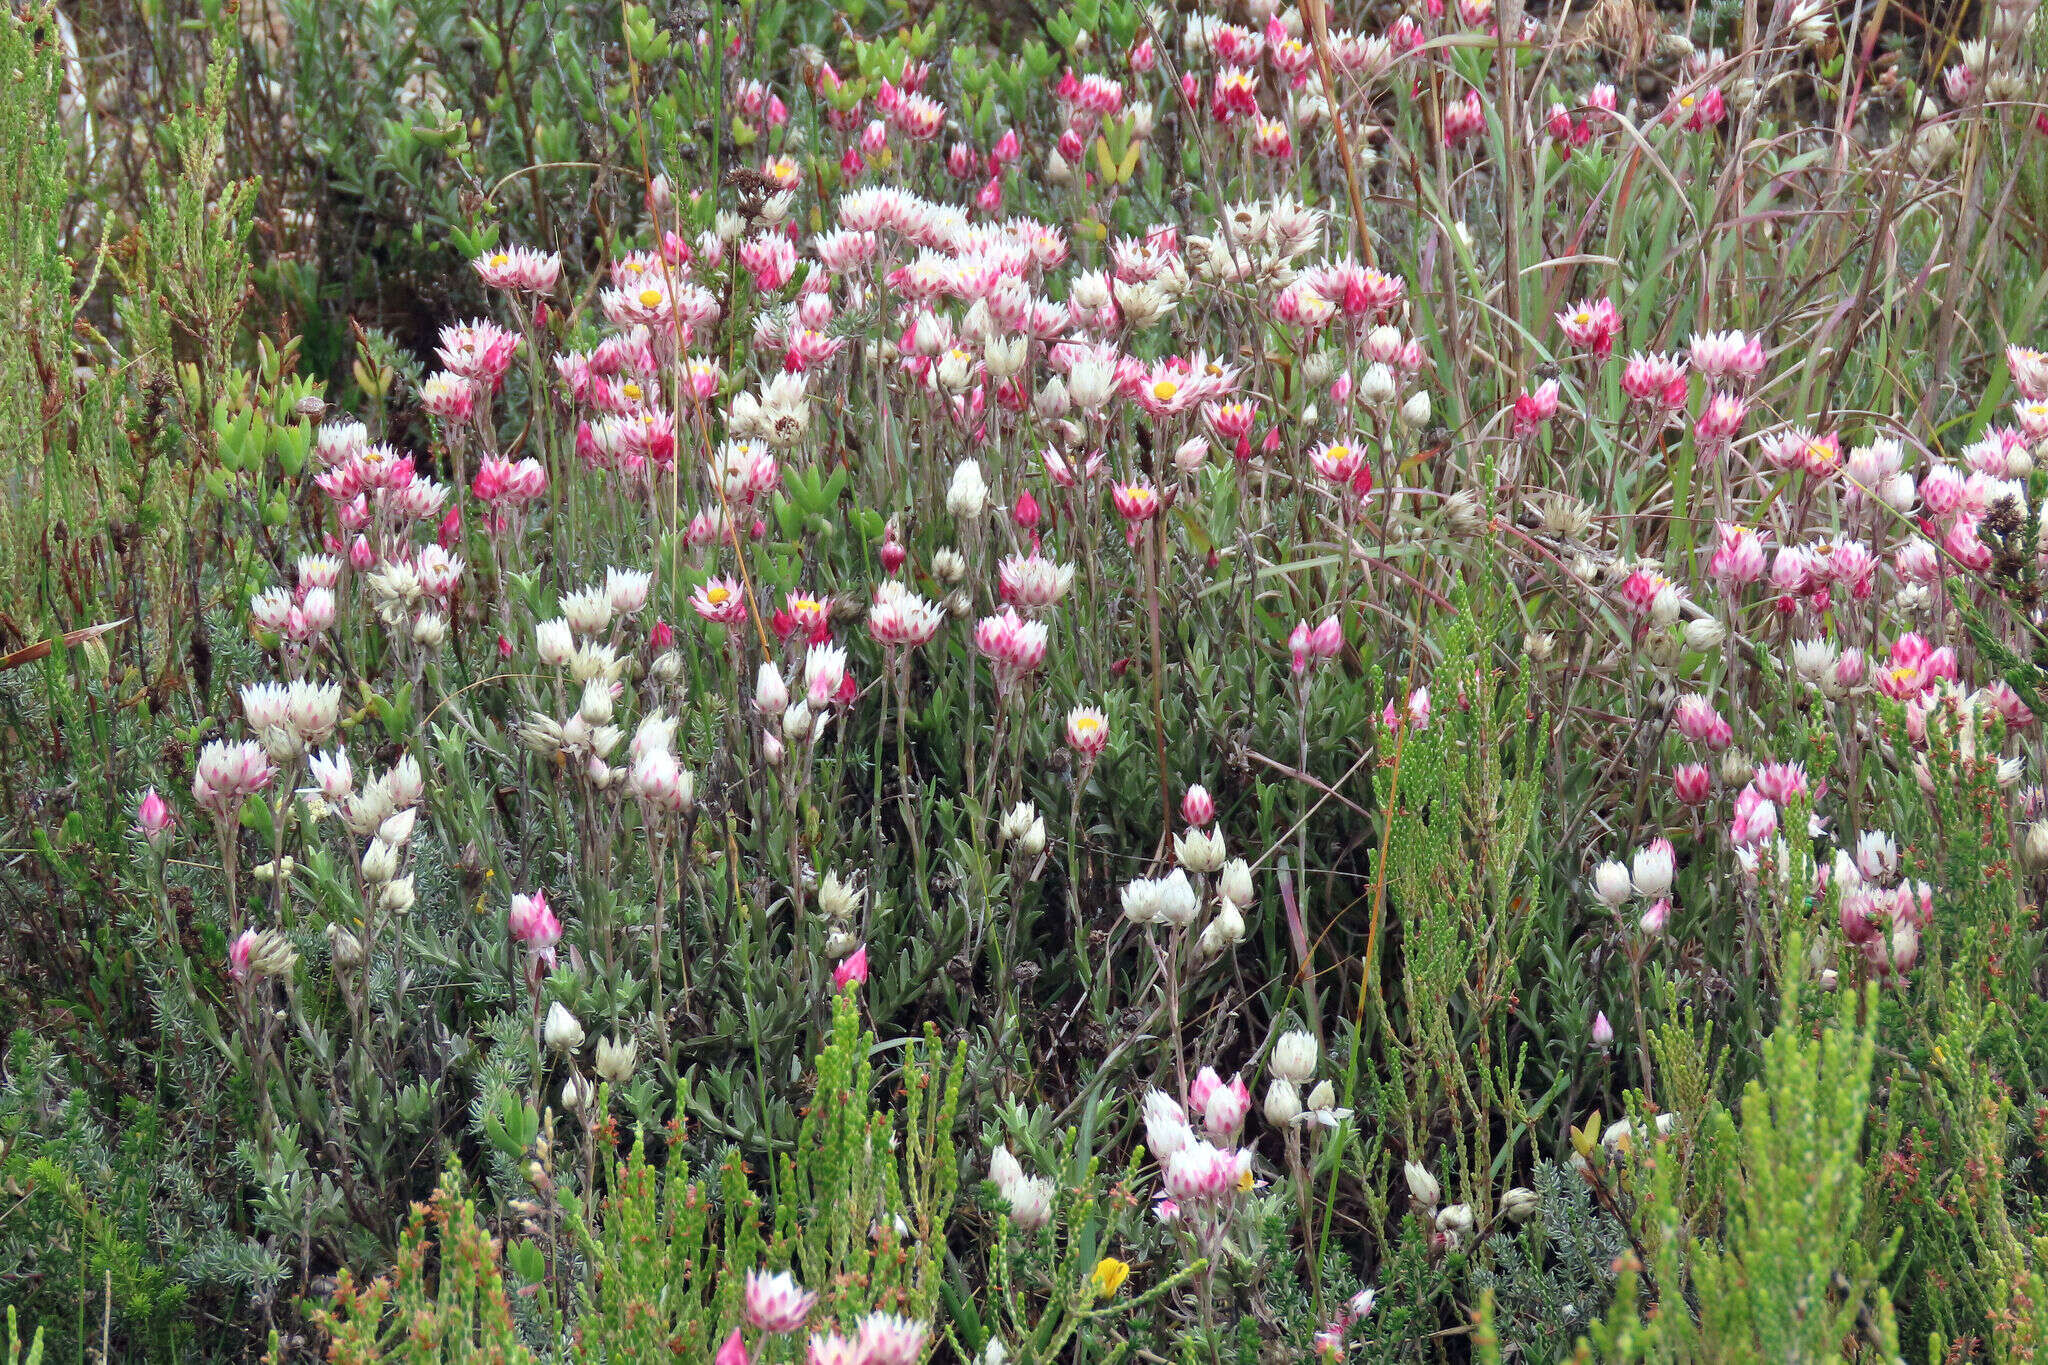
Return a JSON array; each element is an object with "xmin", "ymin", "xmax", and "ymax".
[
  {"xmin": 1840, "ymin": 890, "xmax": 1880, "ymax": 945},
  {"xmin": 833, "ymin": 945, "xmax": 869, "ymax": 990},
  {"xmin": 1730, "ymin": 785, "xmax": 1778, "ymax": 846},
  {"xmin": 1671, "ymin": 762, "xmax": 1713, "ymax": 805},
  {"xmin": 1189, "ymin": 1066, "xmax": 1222, "ymax": 1115},
  {"xmin": 1889, "ymin": 920, "xmax": 1920, "ymax": 974},
  {"xmin": 509, "ymin": 890, "xmax": 563, "ymax": 959},
  {"xmin": 229, "ymin": 929, "xmax": 256, "ymax": 982},
  {"xmin": 1203, "ymin": 1075, "xmax": 1251, "ymax": 1139},
  {"xmin": 1674, "ymin": 695, "xmax": 1733, "ymax": 750},
  {"xmin": 1638, "ymin": 898, "xmax": 1671, "ymax": 936},
  {"xmin": 1591, "ymin": 1011, "xmax": 1614, "ymax": 1047},
  {"xmin": 1308, "ymin": 615, "xmax": 1343, "ymax": 660},
  {"xmin": 137, "ymin": 788, "xmax": 174, "ymax": 845},
  {"xmin": 1181, "ymin": 784, "xmax": 1216, "ymax": 826}
]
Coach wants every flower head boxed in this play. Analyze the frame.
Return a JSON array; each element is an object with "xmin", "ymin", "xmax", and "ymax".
[
  {"xmin": 1090, "ymin": 1257, "xmax": 1131, "ymax": 1298},
  {"xmin": 1065, "ymin": 706, "xmax": 1109, "ymax": 757},
  {"xmin": 692, "ymin": 576, "xmax": 750, "ymax": 625},
  {"xmin": 744, "ymin": 1269, "xmax": 817, "ymax": 1334}
]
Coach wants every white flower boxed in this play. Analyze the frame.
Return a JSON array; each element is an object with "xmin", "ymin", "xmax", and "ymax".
[
  {"xmin": 1143, "ymin": 1091, "xmax": 1194, "ymax": 1161},
  {"xmin": 1007, "ymin": 1175, "xmax": 1054, "ymax": 1229},
  {"xmin": 947, "ymin": 459, "xmax": 988, "ymax": 520},
  {"xmin": 999, "ymin": 801, "xmax": 1039, "ymax": 843},
  {"xmin": 595, "ymin": 1035, "xmax": 638, "ymax": 1084},
  {"xmin": 1154, "ymin": 869, "xmax": 1199, "ymax": 926},
  {"xmin": 307, "ymin": 749, "xmax": 354, "ymax": 803},
  {"xmin": 560, "ymin": 1071, "xmax": 596, "ymax": 1112},
  {"xmin": 1198, "ymin": 900, "xmax": 1245, "ymax": 955},
  {"xmin": 572, "ymin": 680, "xmax": 612, "ymax": 728},
  {"xmin": 818, "ymin": 870, "xmax": 864, "ymax": 922},
  {"xmin": 536, "ymin": 618, "xmax": 576, "ymax": 667},
  {"xmin": 377, "ymin": 808, "xmax": 418, "ymax": 847},
  {"xmin": 1121, "ymin": 877, "xmax": 1161, "ymax": 924},
  {"xmin": 804, "ymin": 642, "xmax": 849, "ymax": 708},
  {"xmin": 1855, "ymin": 829, "xmax": 1898, "ymax": 883},
  {"xmin": 781, "ymin": 701, "xmax": 815, "ymax": 743},
  {"xmin": 755, "ymin": 662, "xmax": 789, "ymax": 716},
  {"xmin": 988, "ymin": 1146, "xmax": 1025, "ymax": 1197},
  {"xmin": 544, "ymin": 1002, "xmax": 585, "ymax": 1052},
  {"xmin": 1403, "ymin": 1160, "xmax": 1440, "ymax": 1208},
  {"xmin": 1682, "ymin": 617, "xmax": 1726, "ymax": 652},
  {"xmin": 1592, "ymin": 860, "xmax": 1632, "ymax": 907},
  {"xmin": 1272, "ymin": 1030, "xmax": 1319, "ymax": 1083},
  {"xmin": 1263, "ymin": 1078, "xmax": 1302, "ymax": 1126},
  {"xmin": 562, "ymin": 585, "xmax": 612, "ymax": 636},
  {"xmin": 1173, "ymin": 826, "xmax": 1227, "ymax": 874},
  {"xmin": 1790, "ymin": 637, "xmax": 1838, "ymax": 683},
  {"xmin": 1299, "ymin": 1080, "xmax": 1352, "ymax": 1127},
  {"xmin": 605, "ymin": 567, "xmax": 653, "ymax": 615},
  {"xmin": 1067, "ymin": 353, "xmax": 1118, "ymax": 409},
  {"xmin": 984, "ymin": 334, "xmax": 1029, "ymax": 381},
  {"xmin": 1630, "ymin": 843, "xmax": 1673, "ymax": 899},
  {"xmin": 360, "ymin": 838, "xmax": 400, "ymax": 885},
  {"xmin": 1360, "ymin": 363, "xmax": 1398, "ymax": 406},
  {"xmin": 1217, "ymin": 858, "xmax": 1255, "ymax": 908}
]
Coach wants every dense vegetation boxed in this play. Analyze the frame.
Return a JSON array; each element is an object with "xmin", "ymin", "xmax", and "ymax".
[{"xmin": 5, "ymin": 0, "xmax": 2048, "ymax": 1359}]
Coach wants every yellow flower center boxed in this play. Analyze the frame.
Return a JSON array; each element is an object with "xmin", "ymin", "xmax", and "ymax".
[
  {"xmin": 707, "ymin": 586, "xmax": 731, "ymax": 605},
  {"xmin": 1153, "ymin": 380, "xmax": 1179, "ymax": 401},
  {"xmin": 622, "ymin": 382, "xmax": 643, "ymax": 401},
  {"xmin": 1679, "ymin": 95, "xmax": 1697, "ymax": 109},
  {"xmin": 490, "ymin": 253, "xmax": 509, "ymax": 267},
  {"xmin": 1574, "ymin": 311, "xmax": 1592, "ymax": 326},
  {"xmin": 639, "ymin": 288, "xmax": 663, "ymax": 307},
  {"xmin": 795, "ymin": 598, "xmax": 820, "ymax": 613},
  {"xmin": 1075, "ymin": 717, "xmax": 1101, "ymax": 736},
  {"xmin": 1328, "ymin": 444, "xmax": 1351, "ymax": 461}
]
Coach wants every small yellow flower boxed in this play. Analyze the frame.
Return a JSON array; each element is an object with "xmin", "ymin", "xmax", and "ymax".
[{"xmin": 1090, "ymin": 1256, "xmax": 1130, "ymax": 1299}]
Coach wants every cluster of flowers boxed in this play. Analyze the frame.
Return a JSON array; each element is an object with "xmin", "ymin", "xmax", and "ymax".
[
  {"xmin": 1121, "ymin": 785, "xmax": 1257, "ymax": 956},
  {"xmin": 710, "ymin": 1264, "xmax": 929, "ymax": 1365}
]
